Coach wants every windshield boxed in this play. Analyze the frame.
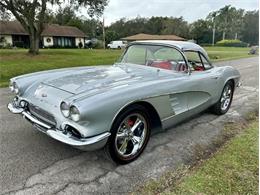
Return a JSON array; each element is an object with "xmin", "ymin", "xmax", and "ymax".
[{"xmin": 119, "ymin": 44, "xmax": 187, "ymax": 72}]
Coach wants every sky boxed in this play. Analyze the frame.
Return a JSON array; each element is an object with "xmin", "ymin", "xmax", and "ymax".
[{"xmin": 100, "ymin": 0, "xmax": 259, "ymax": 26}]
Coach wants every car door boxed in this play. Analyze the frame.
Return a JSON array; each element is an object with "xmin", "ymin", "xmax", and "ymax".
[
  {"xmin": 151, "ymin": 46, "xmax": 192, "ymax": 128},
  {"xmin": 153, "ymin": 46, "xmax": 190, "ymax": 115},
  {"xmin": 185, "ymin": 51, "xmax": 220, "ymax": 113}
]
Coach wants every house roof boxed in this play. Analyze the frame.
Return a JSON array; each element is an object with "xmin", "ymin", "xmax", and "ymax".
[
  {"xmin": 121, "ymin": 33, "xmax": 186, "ymax": 41},
  {"xmin": 41, "ymin": 24, "xmax": 86, "ymax": 37},
  {"xmin": 0, "ymin": 21, "xmax": 28, "ymax": 35},
  {"xmin": 0, "ymin": 21, "xmax": 86, "ymax": 37}
]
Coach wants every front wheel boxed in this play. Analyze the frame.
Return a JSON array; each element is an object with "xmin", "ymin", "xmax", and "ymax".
[
  {"xmin": 211, "ymin": 81, "xmax": 234, "ymax": 115},
  {"xmin": 105, "ymin": 105, "xmax": 151, "ymax": 164}
]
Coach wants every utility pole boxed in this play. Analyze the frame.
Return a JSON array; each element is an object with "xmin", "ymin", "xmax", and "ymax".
[
  {"xmin": 102, "ymin": 16, "xmax": 106, "ymax": 49},
  {"xmin": 212, "ymin": 21, "xmax": 215, "ymax": 46}
]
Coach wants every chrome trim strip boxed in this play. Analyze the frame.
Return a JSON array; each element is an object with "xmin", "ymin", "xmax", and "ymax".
[
  {"xmin": 7, "ymin": 103, "xmax": 23, "ymax": 114},
  {"xmin": 161, "ymin": 114, "xmax": 175, "ymax": 122},
  {"xmin": 28, "ymin": 104, "xmax": 56, "ymax": 126},
  {"xmin": 22, "ymin": 111, "xmax": 52, "ymax": 129},
  {"xmin": 46, "ymin": 130, "xmax": 111, "ymax": 146}
]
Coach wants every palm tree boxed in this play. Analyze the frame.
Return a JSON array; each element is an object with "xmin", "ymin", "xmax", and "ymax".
[{"xmin": 218, "ymin": 5, "xmax": 232, "ymax": 40}]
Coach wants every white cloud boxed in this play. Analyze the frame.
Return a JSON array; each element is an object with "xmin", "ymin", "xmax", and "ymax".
[{"xmin": 102, "ymin": 0, "xmax": 259, "ymax": 25}]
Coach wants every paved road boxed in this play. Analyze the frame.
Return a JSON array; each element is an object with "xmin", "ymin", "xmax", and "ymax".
[{"xmin": 0, "ymin": 57, "xmax": 258, "ymax": 194}]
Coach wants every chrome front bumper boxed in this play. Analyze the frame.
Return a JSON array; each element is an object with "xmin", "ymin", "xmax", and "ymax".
[{"xmin": 7, "ymin": 102, "xmax": 110, "ymax": 151}]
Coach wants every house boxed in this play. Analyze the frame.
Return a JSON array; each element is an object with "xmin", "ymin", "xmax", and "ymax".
[
  {"xmin": 0, "ymin": 21, "xmax": 86, "ymax": 48},
  {"xmin": 121, "ymin": 33, "xmax": 186, "ymax": 41}
]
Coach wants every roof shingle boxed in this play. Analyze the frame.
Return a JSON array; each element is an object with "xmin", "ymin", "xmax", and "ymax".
[{"xmin": 0, "ymin": 21, "xmax": 86, "ymax": 37}]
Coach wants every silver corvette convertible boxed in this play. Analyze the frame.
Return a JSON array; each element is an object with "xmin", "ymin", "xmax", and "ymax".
[{"xmin": 8, "ymin": 40, "xmax": 241, "ymax": 164}]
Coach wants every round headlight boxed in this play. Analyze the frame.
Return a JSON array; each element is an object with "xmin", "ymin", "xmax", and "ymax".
[
  {"xmin": 60, "ymin": 102, "xmax": 70, "ymax": 117},
  {"xmin": 19, "ymin": 100, "xmax": 28, "ymax": 108},
  {"xmin": 9, "ymin": 82, "xmax": 19, "ymax": 94},
  {"xmin": 13, "ymin": 82, "xmax": 19, "ymax": 94},
  {"xmin": 9, "ymin": 82, "xmax": 14, "ymax": 92},
  {"xmin": 70, "ymin": 106, "xmax": 80, "ymax": 122}
]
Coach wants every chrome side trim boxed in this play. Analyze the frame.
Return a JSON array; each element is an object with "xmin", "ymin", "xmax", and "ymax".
[
  {"xmin": 46, "ymin": 130, "xmax": 111, "ymax": 146},
  {"xmin": 22, "ymin": 111, "xmax": 52, "ymax": 129},
  {"xmin": 161, "ymin": 114, "xmax": 175, "ymax": 122}
]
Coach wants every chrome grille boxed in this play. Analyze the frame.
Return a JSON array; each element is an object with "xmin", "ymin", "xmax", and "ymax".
[{"xmin": 28, "ymin": 104, "xmax": 56, "ymax": 126}]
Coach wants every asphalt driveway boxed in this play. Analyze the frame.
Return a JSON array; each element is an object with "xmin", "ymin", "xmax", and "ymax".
[{"xmin": 0, "ymin": 57, "xmax": 258, "ymax": 194}]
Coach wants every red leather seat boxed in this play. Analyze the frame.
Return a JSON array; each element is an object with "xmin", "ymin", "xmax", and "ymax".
[
  {"xmin": 150, "ymin": 61, "xmax": 172, "ymax": 70},
  {"xmin": 194, "ymin": 66, "xmax": 204, "ymax": 71}
]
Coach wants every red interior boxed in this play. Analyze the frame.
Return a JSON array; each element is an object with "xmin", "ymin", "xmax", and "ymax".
[
  {"xmin": 194, "ymin": 66, "xmax": 204, "ymax": 71},
  {"xmin": 150, "ymin": 61, "xmax": 172, "ymax": 70}
]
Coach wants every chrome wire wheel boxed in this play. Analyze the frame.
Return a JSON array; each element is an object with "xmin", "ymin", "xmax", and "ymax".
[
  {"xmin": 220, "ymin": 84, "xmax": 232, "ymax": 111},
  {"xmin": 115, "ymin": 113, "xmax": 147, "ymax": 158}
]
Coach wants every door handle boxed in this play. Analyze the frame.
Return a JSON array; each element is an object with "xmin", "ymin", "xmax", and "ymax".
[{"xmin": 211, "ymin": 76, "xmax": 219, "ymax": 79}]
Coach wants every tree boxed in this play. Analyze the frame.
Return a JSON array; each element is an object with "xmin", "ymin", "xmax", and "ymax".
[
  {"xmin": 210, "ymin": 5, "xmax": 244, "ymax": 40},
  {"xmin": 108, "ymin": 18, "xmax": 128, "ymax": 38},
  {"xmin": 241, "ymin": 10, "xmax": 259, "ymax": 45},
  {"xmin": 161, "ymin": 17, "xmax": 189, "ymax": 38},
  {"xmin": 105, "ymin": 30, "xmax": 119, "ymax": 45},
  {"xmin": 0, "ymin": 5, "xmax": 10, "ymax": 21},
  {"xmin": 216, "ymin": 5, "xmax": 233, "ymax": 40},
  {"xmin": 190, "ymin": 19, "xmax": 212, "ymax": 44},
  {"xmin": 0, "ymin": 0, "xmax": 108, "ymax": 54},
  {"xmin": 230, "ymin": 8, "xmax": 244, "ymax": 39},
  {"xmin": 146, "ymin": 17, "xmax": 166, "ymax": 35},
  {"xmin": 81, "ymin": 18, "xmax": 102, "ymax": 38},
  {"xmin": 55, "ymin": 6, "xmax": 77, "ymax": 25}
]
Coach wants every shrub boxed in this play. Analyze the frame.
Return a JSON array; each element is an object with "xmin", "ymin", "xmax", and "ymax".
[
  {"xmin": 93, "ymin": 40, "xmax": 104, "ymax": 49},
  {"xmin": 216, "ymin": 39, "xmax": 248, "ymax": 47}
]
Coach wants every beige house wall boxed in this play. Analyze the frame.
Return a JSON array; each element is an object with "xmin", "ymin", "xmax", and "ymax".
[
  {"xmin": 43, "ymin": 36, "xmax": 54, "ymax": 47},
  {"xmin": 0, "ymin": 35, "xmax": 13, "ymax": 46},
  {"xmin": 75, "ymin": 37, "xmax": 84, "ymax": 48}
]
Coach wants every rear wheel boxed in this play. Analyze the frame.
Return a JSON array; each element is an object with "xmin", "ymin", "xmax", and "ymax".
[
  {"xmin": 211, "ymin": 81, "xmax": 234, "ymax": 115},
  {"xmin": 105, "ymin": 105, "xmax": 151, "ymax": 164}
]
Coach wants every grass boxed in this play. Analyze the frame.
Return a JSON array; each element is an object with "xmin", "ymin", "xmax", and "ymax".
[
  {"xmin": 0, "ymin": 47, "xmax": 254, "ymax": 87},
  {"xmin": 135, "ymin": 114, "xmax": 259, "ymax": 195},
  {"xmin": 205, "ymin": 46, "xmax": 253, "ymax": 62},
  {"xmin": 0, "ymin": 49, "xmax": 122, "ymax": 87}
]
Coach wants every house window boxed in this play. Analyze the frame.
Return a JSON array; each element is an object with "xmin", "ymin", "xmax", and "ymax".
[{"xmin": 53, "ymin": 37, "xmax": 75, "ymax": 47}]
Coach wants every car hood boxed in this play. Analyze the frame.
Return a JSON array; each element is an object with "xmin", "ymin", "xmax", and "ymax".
[{"xmin": 42, "ymin": 64, "xmax": 174, "ymax": 95}]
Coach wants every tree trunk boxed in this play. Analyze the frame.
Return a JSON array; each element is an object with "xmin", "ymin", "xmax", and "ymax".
[
  {"xmin": 222, "ymin": 31, "xmax": 226, "ymax": 40},
  {"xmin": 29, "ymin": 30, "xmax": 40, "ymax": 55},
  {"xmin": 235, "ymin": 33, "xmax": 238, "ymax": 40}
]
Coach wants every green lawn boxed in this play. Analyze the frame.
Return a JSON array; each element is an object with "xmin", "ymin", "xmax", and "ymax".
[
  {"xmin": 0, "ymin": 49, "xmax": 122, "ymax": 87},
  {"xmin": 0, "ymin": 47, "xmax": 253, "ymax": 87},
  {"xmin": 205, "ymin": 46, "xmax": 253, "ymax": 62},
  {"xmin": 135, "ymin": 117, "xmax": 259, "ymax": 195}
]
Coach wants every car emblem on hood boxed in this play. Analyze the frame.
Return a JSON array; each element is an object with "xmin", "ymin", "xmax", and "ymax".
[{"xmin": 41, "ymin": 93, "xmax": 47, "ymax": 97}]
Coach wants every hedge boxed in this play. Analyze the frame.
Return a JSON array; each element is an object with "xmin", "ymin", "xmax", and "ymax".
[{"xmin": 216, "ymin": 39, "xmax": 248, "ymax": 47}]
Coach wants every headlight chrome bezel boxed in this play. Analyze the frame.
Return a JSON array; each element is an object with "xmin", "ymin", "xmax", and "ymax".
[
  {"xmin": 60, "ymin": 101, "xmax": 70, "ymax": 117},
  {"xmin": 9, "ymin": 81, "xmax": 19, "ymax": 94},
  {"xmin": 70, "ymin": 106, "xmax": 80, "ymax": 122},
  {"xmin": 60, "ymin": 102, "xmax": 80, "ymax": 122},
  {"xmin": 9, "ymin": 82, "xmax": 14, "ymax": 92}
]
